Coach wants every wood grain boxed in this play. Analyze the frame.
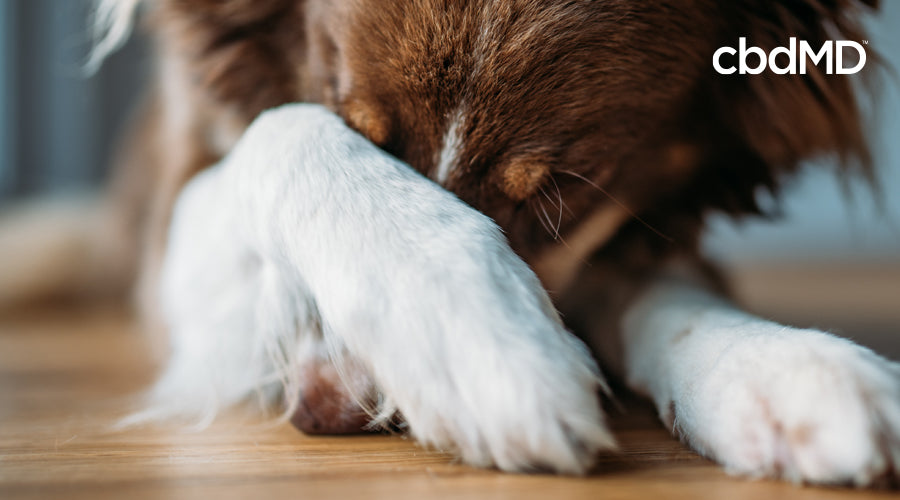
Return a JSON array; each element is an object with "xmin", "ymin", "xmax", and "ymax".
[{"xmin": 0, "ymin": 275, "xmax": 897, "ymax": 499}]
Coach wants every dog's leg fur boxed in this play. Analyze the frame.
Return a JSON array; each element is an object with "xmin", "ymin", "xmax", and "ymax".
[
  {"xmin": 611, "ymin": 268, "xmax": 900, "ymax": 485},
  {"xmin": 139, "ymin": 174, "xmax": 375, "ymax": 432},
  {"xmin": 146, "ymin": 103, "xmax": 614, "ymax": 473}
]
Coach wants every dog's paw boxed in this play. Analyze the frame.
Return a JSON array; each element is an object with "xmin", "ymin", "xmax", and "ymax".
[
  {"xmin": 672, "ymin": 329, "xmax": 900, "ymax": 486},
  {"xmin": 397, "ymin": 326, "xmax": 617, "ymax": 474},
  {"xmin": 330, "ymin": 221, "xmax": 616, "ymax": 474},
  {"xmin": 390, "ymin": 239, "xmax": 616, "ymax": 473},
  {"xmin": 400, "ymin": 357, "xmax": 617, "ymax": 475},
  {"xmin": 363, "ymin": 251, "xmax": 617, "ymax": 474}
]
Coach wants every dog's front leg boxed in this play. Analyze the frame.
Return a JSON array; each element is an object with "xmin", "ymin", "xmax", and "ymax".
[
  {"xmin": 614, "ymin": 269, "xmax": 900, "ymax": 486},
  {"xmin": 209, "ymin": 104, "xmax": 613, "ymax": 473}
]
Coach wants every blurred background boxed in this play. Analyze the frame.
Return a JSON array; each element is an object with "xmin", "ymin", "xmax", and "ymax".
[
  {"xmin": 0, "ymin": 0, "xmax": 148, "ymax": 202},
  {"xmin": 0, "ymin": 1, "xmax": 897, "ymax": 350}
]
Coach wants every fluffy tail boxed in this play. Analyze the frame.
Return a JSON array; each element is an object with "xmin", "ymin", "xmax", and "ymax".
[{"xmin": 0, "ymin": 193, "xmax": 135, "ymax": 310}]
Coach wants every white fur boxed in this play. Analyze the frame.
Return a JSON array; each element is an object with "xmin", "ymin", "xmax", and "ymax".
[
  {"xmin": 622, "ymin": 276, "xmax": 900, "ymax": 486},
  {"xmin": 143, "ymin": 104, "xmax": 614, "ymax": 473},
  {"xmin": 434, "ymin": 108, "xmax": 465, "ymax": 184}
]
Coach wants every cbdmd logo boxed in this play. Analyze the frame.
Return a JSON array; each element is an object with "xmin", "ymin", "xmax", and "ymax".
[{"xmin": 713, "ymin": 37, "xmax": 867, "ymax": 75}]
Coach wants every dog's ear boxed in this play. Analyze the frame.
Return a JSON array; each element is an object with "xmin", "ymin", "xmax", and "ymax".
[
  {"xmin": 153, "ymin": 0, "xmax": 304, "ymax": 120},
  {"xmin": 692, "ymin": 0, "xmax": 878, "ymax": 216}
]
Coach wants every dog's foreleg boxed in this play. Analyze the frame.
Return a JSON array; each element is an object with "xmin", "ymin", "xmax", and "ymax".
[
  {"xmin": 211, "ymin": 103, "xmax": 613, "ymax": 473},
  {"xmin": 619, "ymin": 269, "xmax": 900, "ymax": 486}
]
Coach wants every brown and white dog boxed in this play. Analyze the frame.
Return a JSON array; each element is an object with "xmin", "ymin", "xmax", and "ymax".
[{"xmin": 1, "ymin": 0, "xmax": 898, "ymax": 486}]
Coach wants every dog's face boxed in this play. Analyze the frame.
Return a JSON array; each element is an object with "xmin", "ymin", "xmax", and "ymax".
[
  {"xmin": 155, "ymin": 0, "xmax": 874, "ymax": 259},
  {"xmin": 329, "ymin": 1, "xmax": 716, "ymax": 256}
]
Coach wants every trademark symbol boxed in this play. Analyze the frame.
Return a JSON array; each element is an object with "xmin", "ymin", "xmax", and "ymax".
[{"xmin": 863, "ymin": 40, "xmax": 869, "ymax": 45}]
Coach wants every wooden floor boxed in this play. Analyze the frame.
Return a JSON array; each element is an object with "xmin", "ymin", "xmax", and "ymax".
[{"xmin": 1, "ymin": 264, "xmax": 898, "ymax": 499}]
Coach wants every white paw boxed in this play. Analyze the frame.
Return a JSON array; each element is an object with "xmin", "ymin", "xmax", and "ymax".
[
  {"xmin": 396, "ymin": 313, "xmax": 617, "ymax": 474},
  {"xmin": 301, "ymin": 202, "xmax": 616, "ymax": 473},
  {"xmin": 673, "ymin": 329, "xmax": 900, "ymax": 486},
  {"xmin": 354, "ymin": 237, "xmax": 617, "ymax": 474}
]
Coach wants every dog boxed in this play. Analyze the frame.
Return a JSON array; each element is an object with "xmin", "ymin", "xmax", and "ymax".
[{"xmin": 1, "ymin": 0, "xmax": 897, "ymax": 486}]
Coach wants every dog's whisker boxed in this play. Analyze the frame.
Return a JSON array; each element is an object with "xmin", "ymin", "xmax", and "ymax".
[
  {"xmin": 550, "ymin": 177, "xmax": 565, "ymax": 234},
  {"xmin": 557, "ymin": 170, "xmax": 673, "ymax": 243},
  {"xmin": 538, "ymin": 184, "xmax": 567, "ymax": 237},
  {"xmin": 534, "ymin": 198, "xmax": 555, "ymax": 238},
  {"xmin": 536, "ymin": 198, "xmax": 561, "ymax": 240},
  {"xmin": 538, "ymin": 186, "xmax": 558, "ymax": 210},
  {"xmin": 535, "ymin": 187, "xmax": 564, "ymax": 240},
  {"xmin": 549, "ymin": 174, "xmax": 574, "ymax": 217}
]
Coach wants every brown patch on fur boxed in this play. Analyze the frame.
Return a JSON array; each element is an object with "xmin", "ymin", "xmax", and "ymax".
[
  {"xmin": 290, "ymin": 361, "xmax": 373, "ymax": 435},
  {"xmin": 343, "ymin": 98, "xmax": 391, "ymax": 146},
  {"xmin": 500, "ymin": 158, "xmax": 549, "ymax": 202}
]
